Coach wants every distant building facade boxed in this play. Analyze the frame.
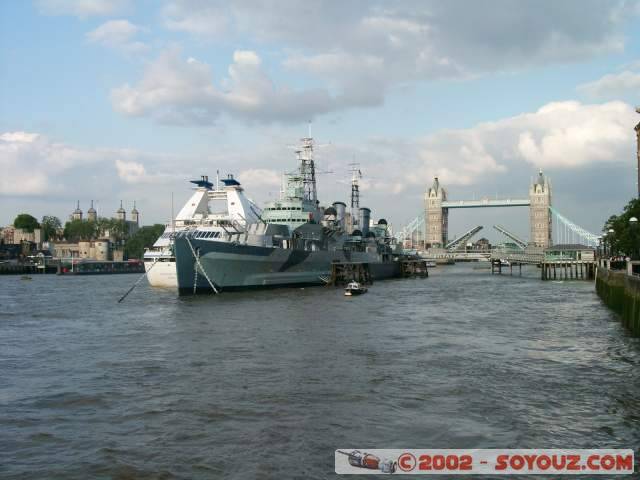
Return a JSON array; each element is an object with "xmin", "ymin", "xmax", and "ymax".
[
  {"xmin": 0, "ymin": 225, "xmax": 41, "ymax": 245},
  {"xmin": 472, "ymin": 238, "xmax": 491, "ymax": 252}
]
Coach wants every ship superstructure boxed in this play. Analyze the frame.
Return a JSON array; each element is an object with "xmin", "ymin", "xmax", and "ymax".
[
  {"xmin": 260, "ymin": 137, "xmax": 322, "ymax": 233},
  {"xmin": 144, "ymin": 174, "xmax": 261, "ymax": 288}
]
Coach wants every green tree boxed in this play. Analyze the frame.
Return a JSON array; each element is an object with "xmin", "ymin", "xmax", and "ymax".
[
  {"xmin": 124, "ymin": 224, "xmax": 165, "ymax": 259},
  {"xmin": 603, "ymin": 198, "xmax": 640, "ymax": 257},
  {"xmin": 63, "ymin": 219, "xmax": 96, "ymax": 242},
  {"xmin": 106, "ymin": 219, "xmax": 129, "ymax": 245},
  {"xmin": 41, "ymin": 215, "xmax": 62, "ymax": 241},
  {"xmin": 13, "ymin": 213, "xmax": 39, "ymax": 232}
]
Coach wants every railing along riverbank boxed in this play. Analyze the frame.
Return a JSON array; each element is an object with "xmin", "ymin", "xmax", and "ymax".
[{"xmin": 596, "ymin": 259, "xmax": 640, "ymax": 336}]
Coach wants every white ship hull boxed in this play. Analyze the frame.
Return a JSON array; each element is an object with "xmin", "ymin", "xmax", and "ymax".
[{"xmin": 145, "ymin": 260, "xmax": 177, "ymax": 288}]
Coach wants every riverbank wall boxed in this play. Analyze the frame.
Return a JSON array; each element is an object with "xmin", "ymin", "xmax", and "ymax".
[{"xmin": 596, "ymin": 267, "xmax": 640, "ymax": 336}]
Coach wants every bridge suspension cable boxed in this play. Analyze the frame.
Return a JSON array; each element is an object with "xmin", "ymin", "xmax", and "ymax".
[
  {"xmin": 549, "ymin": 207, "xmax": 600, "ymax": 248},
  {"xmin": 396, "ymin": 214, "xmax": 424, "ymax": 244}
]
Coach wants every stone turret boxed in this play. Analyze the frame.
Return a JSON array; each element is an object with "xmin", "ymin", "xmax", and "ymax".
[
  {"xmin": 131, "ymin": 201, "xmax": 139, "ymax": 225},
  {"xmin": 72, "ymin": 201, "xmax": 83, "ymax": 221},
  {"xmin": 87, "ymin": 200, "xmax": 97, "ymax": 222},
  {"xmin": 529, "ymin": 170, "xmax": 552, "ymax": 248},
  {"xmin": 116, "ymin": 200, "xmax": 126, "ymax": 222},
  {"xmin": 424, "ymin": 176, "xmax": 448, "ymax": 248}
]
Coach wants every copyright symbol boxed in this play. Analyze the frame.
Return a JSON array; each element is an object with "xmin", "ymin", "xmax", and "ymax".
[{"xmin": 398, "ymin": 452, "xmax": 416, "ymax": 472}]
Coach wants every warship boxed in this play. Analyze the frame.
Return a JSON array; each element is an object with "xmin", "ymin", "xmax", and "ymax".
[{"xmin": 173, "ymin": 137, "xmax": 404, "ymax": 294}]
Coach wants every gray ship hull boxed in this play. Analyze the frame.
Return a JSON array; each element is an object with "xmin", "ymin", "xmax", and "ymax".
[{"xmin": 174, "ymin": 236, "xmax": 401, "ymax": 294}]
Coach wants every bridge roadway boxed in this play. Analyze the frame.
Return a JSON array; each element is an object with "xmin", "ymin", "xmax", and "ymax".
[
  {"xmin": 417, "ymin": 248, "xmax": 544, "ymax": 263},
  {"xmin": 442, "ymin": 198, "xmax": 531, "ymax": 209},
  {"xmin": 490, "ymin": 250, "xmax": 544, "ymax": 264}
]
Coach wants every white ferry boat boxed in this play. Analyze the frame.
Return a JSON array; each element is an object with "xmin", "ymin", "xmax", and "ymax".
[{"xmin": 144, "ymin": 174, "xmax": 261, "ymax": 288}]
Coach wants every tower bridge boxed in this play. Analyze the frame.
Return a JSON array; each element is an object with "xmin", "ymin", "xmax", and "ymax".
[{"xmin": 397, "ymin": 170, "xmax": 600, "ymax": 251}]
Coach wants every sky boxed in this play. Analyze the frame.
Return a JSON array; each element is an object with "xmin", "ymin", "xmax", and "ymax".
[{"xmin": 1, "ymin": 0, "xmax": 640, "ymax": 242}]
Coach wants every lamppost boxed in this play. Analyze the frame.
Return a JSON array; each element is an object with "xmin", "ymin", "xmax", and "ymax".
[
  {"xmin": 635, "ymin": 107, "xmax": 640, "ymax": 198},
  {"xmin": 608, "ymin": 228, "xmax": 615, "ymax": 258},
  {"xmin": 630, "ymin": 217, "xmax": 638, "ymax": 260}
]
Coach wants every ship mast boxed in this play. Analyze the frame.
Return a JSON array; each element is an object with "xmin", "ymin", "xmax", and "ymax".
[
  {"xmin": 349, "ymin": 163, "xmax": 361, "ymax": 231},
  {"xmin": 297, "ymin": 137, "xmax": 317, "ymax": 204}
]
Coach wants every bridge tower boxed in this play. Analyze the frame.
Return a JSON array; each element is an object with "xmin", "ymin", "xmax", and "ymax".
[
  {"xmin": 425, "ymin": 177, "xmax": 448, "ymax": 247},
  {"xmin": 529, "ymin": 170, "xmax": 552, "ymax": 248}
]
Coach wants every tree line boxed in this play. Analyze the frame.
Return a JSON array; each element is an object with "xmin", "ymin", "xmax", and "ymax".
[
  {"xmin": 603, "ymin": 197, "xmax": 640, "ymax": 257},
  {"xmin": 11, "ymin": 213, "xmax": 164, "ymax": 259}
]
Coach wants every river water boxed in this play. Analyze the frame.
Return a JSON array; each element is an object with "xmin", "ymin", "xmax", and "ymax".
[{"xmin": 1, "ymin": 264, "xmax": 639, "ymax": 479}]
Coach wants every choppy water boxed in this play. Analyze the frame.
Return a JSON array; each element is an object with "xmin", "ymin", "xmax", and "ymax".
[{"xmin": 1, "ymin": 265, "xmax": 639, "ymax": 479}]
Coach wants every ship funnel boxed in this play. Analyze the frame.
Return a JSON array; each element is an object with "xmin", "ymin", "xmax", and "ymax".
[
  {"xmin": 333, "ymin": 201, "xmax": 346, "ymax": 230},
  {"xmin": 359, "ymin": 207, "xmax": 371, "ymax": 237}
]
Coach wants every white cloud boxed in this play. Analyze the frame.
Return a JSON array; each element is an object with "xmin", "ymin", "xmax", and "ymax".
[
  {"xmin": 0, "ymin": 131, "xmax": 99, "ymax": 195},
  {"xmin": 411, "ymin": 100, "xmax": 636, "ymax": 184},
  {"xmin": 153, "ymin": 0, "xmax": 638, "ymax": 114},
  {"xmin": 35, "ymin": 0, "xmax": 131, "ymax": 18},
  {"xmin": 577, "ymin": 70, "xmax": 640, "ymax": 100},
  {"xmin": 86, "ymin": 19, "xmax": 148, "ymax": 55},
  {"xmin": 237, "ymin": 168, "xmax": 282, "ymax": 190},
  {"xmin": 0, "ymin": 131, "xmax": 178, "ymax": 198},
  {"xmin": 115, "ymin": 159, "xmax": 146, "ymax": 183},
  {"xmin": 110, "ymin": 47, "xmax": 336, "ymax": 124},
  {"xmin": 162, "ymin": 0, "xmax": 229, "ymax": 37},
  {"xmin": 306, "ymin": 100, "xmax": 636, "ymax": 201},
  {"xmin": 0, "ymin": 132, "xmax": 40, "ymax": 143}
]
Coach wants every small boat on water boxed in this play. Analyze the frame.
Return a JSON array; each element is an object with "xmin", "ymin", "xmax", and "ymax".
[
  {"xmin": 344, "ymin": 281, "xmax": 367, "ymax": 296},
  {"xmin": 21, "ymin": 275, "xmax": 32, "ymax": 281}
]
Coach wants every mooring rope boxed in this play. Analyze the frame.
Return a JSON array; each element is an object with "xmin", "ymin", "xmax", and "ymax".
[
  {"xmin": 117, "ymin": 260, "xmax": 156, "ymax": 303},
  {"xmin": 185, "ymin": 236, "xmax": 219, "ymax": 294}
]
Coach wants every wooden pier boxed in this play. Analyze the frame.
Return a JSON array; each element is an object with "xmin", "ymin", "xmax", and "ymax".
[
  {"xmin": 541, "ymin": 261, "xmax": 595, "ymax": 281},
  {"xmin": 328, "ymin": 259, "xmax": 428, "ymax": 286},
  {"xmin": 329, "ymin": 262, "xmax": 372, "ymax": 286},
  {"xmin": 490, "ymin": 257, "xmax": 596, "ymax": 281},
  {"xmin": 400, "ymin": 259, "xmax": 429, "ymax": 278}
]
